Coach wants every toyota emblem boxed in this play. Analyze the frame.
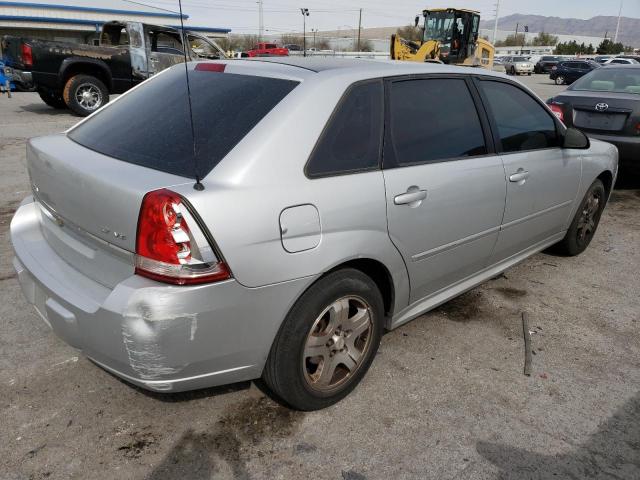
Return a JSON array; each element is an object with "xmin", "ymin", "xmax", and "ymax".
[{"xmin": 595, "ymin": 102, "xmax": 609, "ymax": 112}]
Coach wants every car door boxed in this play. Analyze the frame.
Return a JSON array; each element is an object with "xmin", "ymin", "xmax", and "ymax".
[
  {"xmin": 475, "ymin": 78, "xmax": 582, "ymax": 262},
  {"xmin": 382, "ymin": 76, "xmax": 506, "ymax": 303},
  {"xmin": 145, "ymin": 28, "xmax": 185, "ymax": 76}
]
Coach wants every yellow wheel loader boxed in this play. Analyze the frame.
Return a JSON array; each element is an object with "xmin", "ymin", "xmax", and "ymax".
[{"xmin": 391, "ymin": 8, "xmax": 495, "ymax": 69}]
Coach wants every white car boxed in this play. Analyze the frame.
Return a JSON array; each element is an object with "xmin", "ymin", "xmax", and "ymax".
[
  {"xmin": 604, "ymin": 58, "xmax": 639, "ymax": 65},
  {"xmin": 503, "ymin": 56, "xmax": 534, "ymax": 75}
]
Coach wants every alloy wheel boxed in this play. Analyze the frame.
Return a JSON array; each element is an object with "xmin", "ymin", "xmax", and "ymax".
[
  {"xmin": 576, "ymin": 190, "xmax": 602, "ymax": 244},
  {"xmin": 75, "ymin": 83, "xmax": 103, "ymax": 111},
  {"xmin": 302, "ymin": 296, "xmax": 373, "ymax": 392}
]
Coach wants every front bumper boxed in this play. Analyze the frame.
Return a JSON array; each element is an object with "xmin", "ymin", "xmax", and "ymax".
[
  {"xmin": 514, "ymin": 65, "xmax": 533, "ymax": 74},
  {"xmin": 11, "ymin": 199, "xmax": 314, "ymax": 392},
  {"xmin": 585, "ymin": 132, "xmax": 640, "ymax": 165}
]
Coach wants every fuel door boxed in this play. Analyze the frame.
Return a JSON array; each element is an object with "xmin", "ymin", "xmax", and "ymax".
[{"xmin": 279, "ymin": 204, "xmax": 321, "ymax": 253}]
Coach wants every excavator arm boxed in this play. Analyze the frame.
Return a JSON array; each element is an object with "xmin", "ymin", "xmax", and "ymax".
[{"xmin": 390, "ymin": 34, "xmax": 440, "ymax": 62}]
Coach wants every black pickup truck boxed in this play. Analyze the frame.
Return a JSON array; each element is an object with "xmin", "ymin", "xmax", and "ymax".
[{"xmin": 1, "ymin": 21, "xmax": 225, "ymax": 115}]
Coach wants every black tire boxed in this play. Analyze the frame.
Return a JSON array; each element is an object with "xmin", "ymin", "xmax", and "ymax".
[
  {"xmin": 554, "ymin": 179, "xmax": 606, "ymax": 256},
  {"xmin": 37, "ymin": 89, "xmax": 67, "ymax": 109},
  {"xmin": 511, "ymin": 66, "xmax": 516, "ymax": 75},
  {"xmin": 62, "ymin": 74, "xmax": 109, "ymax": 116},
  {"xmin": 263, "ymin": 268, "xmax": 384, "ymax": 411}
]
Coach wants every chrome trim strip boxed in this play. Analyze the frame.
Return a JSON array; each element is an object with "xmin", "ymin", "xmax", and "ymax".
[
  {"xmin": 411, "ymin": 225, "xmax": 501, "ymax": 262},
  {"xmin": 501, "ymin": 200, "xmax": 573, "ymax": 230}
]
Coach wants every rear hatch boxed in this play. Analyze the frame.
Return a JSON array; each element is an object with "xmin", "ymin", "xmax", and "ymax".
[
  {"xmin": 27, "ymin": 135, "xmax": 190, "ymax": 288},
  {"xmin": 25, "ymin": 63, "xmax": 299, "ymax": 288}
]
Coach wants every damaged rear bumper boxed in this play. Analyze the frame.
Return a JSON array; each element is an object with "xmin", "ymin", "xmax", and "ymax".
[{"xmin": 11, "ymin": 200, "xmax": 314, "ymax": 392}]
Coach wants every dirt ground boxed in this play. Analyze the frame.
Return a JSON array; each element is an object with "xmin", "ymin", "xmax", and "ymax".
[{"xmin": 1, "ymin": 76, "xmax": 639, "ymax": 480}]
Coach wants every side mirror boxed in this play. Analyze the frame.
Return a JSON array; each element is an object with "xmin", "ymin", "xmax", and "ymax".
[
  {"xmin": 562, "ymin": 127, "xmax": 590, "ymax": 149},
  {"xmin": 414, "ymin": 16, "xmax": 420, "ymax": 28}
]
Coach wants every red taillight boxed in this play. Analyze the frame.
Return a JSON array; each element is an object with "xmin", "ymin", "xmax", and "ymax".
[
  {"xmin": 135, "ymin": 189, "xmax": 231, "ymax": 285},
  {"xmin": 21, "ymin": 43, "xmax": 33, "ymax": 67},
  {"xmin": 636, "ymin": 122, "xmax": 640, "ymax": 135},
  {"xmin": 549, "ymin": 103, "xmax": 564, "ymax": 123}
]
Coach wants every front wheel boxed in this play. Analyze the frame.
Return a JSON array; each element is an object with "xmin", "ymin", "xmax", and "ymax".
[
  {"xmin": 555, "ymin": 75, "xmax": 565, "ymax": 85},
  {"xmin": 511, "ymin": 66, "xmax": 516, "ymax": 75},
  {"xmin": 62, "ymin": 74, "xmax": 109, "ymax": 116},
  {"xmin": 553, "ymin": 179, "xmax": 606, "ymax": 256},
  {"xmin": 262, "ymin": 269, "xmax": 384, "ymax": 410}
]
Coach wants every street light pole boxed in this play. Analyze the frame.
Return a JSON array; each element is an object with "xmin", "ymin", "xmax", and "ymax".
[
  {"xmin": 300, "ymin": 8, "xmax": 309, "ymax": 57},
  {"xmin": 312, "ymin": 28, "xmax": 318, "ymax": 50},
  {"xmin": 614, "ymin": 0, "xmax": 623, "ymax": 43},
  {"xmin": 492, "ymin": 0, "xmax": 500, "ymax": 45}
]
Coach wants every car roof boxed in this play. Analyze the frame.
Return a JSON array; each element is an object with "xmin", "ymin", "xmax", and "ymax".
[{"xmin": 202, "ymin": 57, "xmax": 508, "ymax": 82}]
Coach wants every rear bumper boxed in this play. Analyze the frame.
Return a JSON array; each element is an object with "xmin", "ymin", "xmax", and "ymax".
[
  {"xmin": 4, "ymin": 66, "xmax": 32, "ymax": 88},
  {"xmin": 585, "ymin": 132, "xmax": 640, "ymax": 164},
  {"xmin": 11, "ymin": 199, "xmax": 314, "ymax": 392}
]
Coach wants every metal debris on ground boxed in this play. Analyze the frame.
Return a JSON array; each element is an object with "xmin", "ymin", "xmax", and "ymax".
[{"xmin": 522, "ymin": 312, "xmax": 533, "ymax": 376}]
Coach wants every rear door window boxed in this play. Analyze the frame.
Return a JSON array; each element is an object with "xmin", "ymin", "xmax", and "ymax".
[
  {"xmin": 306, "ymin": 81, "xmax": 383, "ymax": 177},
  {"xmin": 478, "ymin": 80, "xmax": 559, "ymax": 153},
  {"xmin": 68, "ymin": 66, "xmax": 299, "ymax": 179},
  {"xmin": 386, "ymin": 78, "xmax": 487, "ymax": 166}
]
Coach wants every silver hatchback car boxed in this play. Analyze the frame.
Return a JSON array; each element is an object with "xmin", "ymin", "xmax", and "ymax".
[{"xmin": 11, "ymin": 58, "xmax": 617, "ymax": 410}]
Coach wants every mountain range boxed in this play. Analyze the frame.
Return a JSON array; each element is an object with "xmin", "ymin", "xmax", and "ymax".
[{"xmin": 479, "ymin": 14, "xmax": 640, "ymax": 46}]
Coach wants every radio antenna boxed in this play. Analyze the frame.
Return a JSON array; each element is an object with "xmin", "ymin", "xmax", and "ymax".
[{"xmin": 177, "ymin": 0, "xmax": 203, "ymax": 190}]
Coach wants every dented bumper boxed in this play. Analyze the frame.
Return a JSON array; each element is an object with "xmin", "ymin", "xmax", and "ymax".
[{"xmin": 11, "ymin": 199, "xmax": 315, "ymax": 392}]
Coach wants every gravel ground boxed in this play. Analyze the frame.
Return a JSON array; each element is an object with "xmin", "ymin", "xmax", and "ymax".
[{"xmin": 1, "ymin": 75, "xmax": 639, "ymax": 480}]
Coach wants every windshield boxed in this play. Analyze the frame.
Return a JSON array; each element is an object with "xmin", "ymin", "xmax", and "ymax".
[
  {"xmin": 512, "ymin": 57, "xmax": 527, "ymax": 62},
  {"xmin": 424, "ymin": 11, "xmax": 455, "ymax": 43},
  {"xmin": 570, "ymin": 68, "xmax": 640, "ymax": 94}
]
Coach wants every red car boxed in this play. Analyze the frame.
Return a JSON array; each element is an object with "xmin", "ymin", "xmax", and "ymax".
[{"xmin": 246, "ymin": 42, "xmax": 289, "ymax": 57}]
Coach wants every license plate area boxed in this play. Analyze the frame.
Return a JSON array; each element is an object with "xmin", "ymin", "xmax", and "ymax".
[{"xmin": 573, "ymin": 110, "xmax": 627, "ymax": 131}]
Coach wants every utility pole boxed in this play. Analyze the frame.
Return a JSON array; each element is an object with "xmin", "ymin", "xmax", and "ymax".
[
  {"xmin": 515, "ymin": 22, "xmax": 519, "ymax": 52},
  {"xmin": 257, "ymin": 0, "xmax": 264, "ymax": 41},
  {"xmin": 357, "ymin": 8, "xmax": 362, "ymax": 51},
  {"xmin": 614, "ymin": 0, "xmax": 623, "ymax": 43},
  {"xmin": 300, "ymin": 8, "xmax": 309, "ymax": 56},
  {"xmin": 492, "ymin": 0, "xmax": 500, "ymax": 44}
]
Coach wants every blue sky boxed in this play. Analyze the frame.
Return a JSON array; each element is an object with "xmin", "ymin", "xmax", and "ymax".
[{"xmin": 11, "ymin": 0, "xmax": 640, "ymax": 33}]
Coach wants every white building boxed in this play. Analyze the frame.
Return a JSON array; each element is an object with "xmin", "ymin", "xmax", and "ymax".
[{"xmin": 0, "ymin": 1, "xmax": 230, "ymax": 44}]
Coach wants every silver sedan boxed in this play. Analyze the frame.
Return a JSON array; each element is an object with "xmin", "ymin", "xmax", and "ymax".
[
  {"xmin": 504, "ymin": 55, "xmax": 535, "ymax": 75},
  {"xmin": 11, "ymin": 58, "xmax": 617, "ymax": 410}
]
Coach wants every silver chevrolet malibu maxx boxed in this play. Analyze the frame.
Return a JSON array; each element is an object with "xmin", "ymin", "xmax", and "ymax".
[{"xmin": 11, "ymin": 58, "xmax": 617, "ymax": 410}]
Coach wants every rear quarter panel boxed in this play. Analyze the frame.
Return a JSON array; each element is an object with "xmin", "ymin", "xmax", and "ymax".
[{"xmin": 173, "ymin": 72, "xmax": 410, "ymax": 312}]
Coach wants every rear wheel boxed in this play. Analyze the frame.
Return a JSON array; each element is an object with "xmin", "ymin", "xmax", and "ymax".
[
  {"xmin": 554, "ymin": 179, "xmax": 606, "ymax": 256},
  {"xmin": 62, "ymin": 74, "xmax": 109, "ymax": 116},
  {"xmin": 555, "ymin": 75, "xmax": 565, "ymax": 85},
  {"xmin": 262, "ymin": 269, "xmax": 384, "ymax": 410},
  {"xmin": 37, "ymin": 89, "xmax": 66, "ymax": 109}
]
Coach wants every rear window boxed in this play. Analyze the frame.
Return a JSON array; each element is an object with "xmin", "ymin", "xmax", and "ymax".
[{"xmin": 68, "ymin": 66, "xmax": 299, "ymax": 179}]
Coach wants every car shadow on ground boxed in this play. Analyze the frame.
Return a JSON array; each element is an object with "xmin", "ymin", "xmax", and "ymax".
[
  {"xmin": 476, "ymin": 391, "xmax": 640, "ymax": 479},
  {"xmin": 19, "ymin": 103, "xmax": 73, "ymax": 116}
]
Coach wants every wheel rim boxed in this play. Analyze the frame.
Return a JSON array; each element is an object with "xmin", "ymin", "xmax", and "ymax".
[
  {"xmin": 556, "ymin": 76, "xmax": 564, "ymax": 85},
  {"xmin": 576, "ymin": 190, "xmax": 602, "ymax": 244},
  {"xmin": 302, "ymin": 296, "xmax": 373, "ymax": 392},
  {"xmin": 75, "ymin": 83, "xmax": 102, "ymax": 111}
]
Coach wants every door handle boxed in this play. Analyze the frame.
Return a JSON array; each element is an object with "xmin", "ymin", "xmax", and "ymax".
[
  {"xmin": 394, "ymin": 188, "xmax": 427, "ymax": 206},
  {"xmin": 509, "ymin": 169, "xmax": 530, "ymax": 183}
]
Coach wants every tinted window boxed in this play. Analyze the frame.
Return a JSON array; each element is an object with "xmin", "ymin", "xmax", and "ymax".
[
  {"xmin": 388, "ymin": 78, "xmax": 487, "ymax": 166},
  {"xmin": 306, "ymin": 81, "xmax": 383, "ymax": 177},
  {"xmin": 479, "ymin": 80, "xmax": 558, "ymax": 153},
  {"xmin": 69, "ymin": 67, "xmax": 298, "ymax": 179}
]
